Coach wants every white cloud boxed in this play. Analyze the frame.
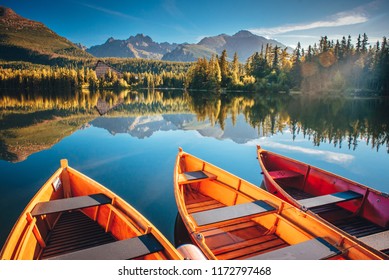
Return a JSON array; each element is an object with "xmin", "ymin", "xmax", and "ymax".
[
  {"xmin": 80, "ymin": 3, "xmax": 140, "ymax": 21},
  {"xmin": 162, "ymin": 0, "xmax": 183, "ymax": 17},
  {"xmin": 249, "ymin": 11, "xmax": 368, "ymax": 36},
  {"xmin": 247, "ymin": 139, "xmax": 355, "ymax": 165}
]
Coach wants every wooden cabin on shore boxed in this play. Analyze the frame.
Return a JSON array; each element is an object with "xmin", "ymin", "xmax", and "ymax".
[{"xmin": 94, "ymin": 60, "xmax": 123, "ymax": 79}]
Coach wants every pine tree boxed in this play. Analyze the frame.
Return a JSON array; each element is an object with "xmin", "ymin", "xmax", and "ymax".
[
  {"xmin": 347, "ymin": 35, "xmax": 353, "ymax": 54},
  {"xmin": 219, "ymin": 49, "xmax": 229, "ymax": 87},
  {"xmin": 290, "ymin": 42, "xmax": 302, "ymax": 89},
  {"xmin": 340, "ymin": 36, "xmax": 347, "ymax": 60},
  {"xmin": 272, "ymin": 45, "xmax": 280, "ymax": 70},
  {"xmin": 280, "ymin": 47, "xmax": 292, "ymax": 70},
  {"xmin": 356, "ymin": 34, "xmax": 362, "ymax": 53},
  {"xmin": 231, "ymin": 52, "xmax": 241, "ymax": 85},
  {"xmin": 306, "ymin": 45, "xmax": 313, "ymax": 62},
  {"xmin": 362, "ymin": 33, "xmax": 369, "ymax": 53}
]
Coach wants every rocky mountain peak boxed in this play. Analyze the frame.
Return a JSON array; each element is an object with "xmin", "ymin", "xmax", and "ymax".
[
  {"xmin": 233, "ymin": 30, "xmax": 255, "ymax": 38},
  {"xmin": 106, "ymin": 37, "xmax": 116, "ymax": 43},
  {"xmin": 0, "ymin": 6, "xmax": 17, "ymax": 18},
  {"xmin": 0, "ymin": 6, "xmax": 44, "ymax": 29}
]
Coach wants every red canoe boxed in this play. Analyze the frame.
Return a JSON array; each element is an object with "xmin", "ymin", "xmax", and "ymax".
[{"xmin": 256, "ymin": 145, "xmax": 389, "ymax": 258}]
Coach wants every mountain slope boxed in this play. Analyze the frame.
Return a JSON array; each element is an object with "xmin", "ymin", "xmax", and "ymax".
[
  {"xmin": 0, "ymin": 6, "xmax": 92, "ymax": 64},
  {"xmin": 161, "ymin": 44, "xmax": 216, "ymax": 62},
  {"xmin": 86, "ymin": 34, "xmax": 178, "ymax": 60}
]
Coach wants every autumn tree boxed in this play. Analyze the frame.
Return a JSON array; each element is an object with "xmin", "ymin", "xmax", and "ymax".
[{"xmin": 219, "ymin": 49, "xmax": 229, "ymax": 87}]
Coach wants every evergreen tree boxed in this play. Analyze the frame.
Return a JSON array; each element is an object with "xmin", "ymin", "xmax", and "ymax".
[
  {"xmin": 280, "ymin": 47, "xmax": 292, "ymax": 70},
  {"xmin": 219, "ymin": 49, "xmax": 229, "ymax": 87},
  {"xmin": 340, "ymin": 36, "xmax": 347, "ymax": 60},
  {"xmin": 290, "ymin": 42, "xmax": 302, "ymax": 88},
  {"xmin": 306, "ymin": 45, "xmax": 313, "ymax": 62},
  {"xmin": 362, "ymin": 33, "xmax": 369, "ymax": 53},
  {"xmin": 356, "ymin": 34, "xmax": 362, "ymax": 53},
  {"xmin": 207, "ymin": 55, "xmax": 222, "ymax": 89},
  {"xmin": 272, "ymin": 45, "xmax": 280, "ymax": 70},
  {"xmin": 347, "ymin": 35, "xmax": 353, "ymax": 55},
  {"xmin": 231, "ymin": 52, "xmax": 241, "ymax": 85}
]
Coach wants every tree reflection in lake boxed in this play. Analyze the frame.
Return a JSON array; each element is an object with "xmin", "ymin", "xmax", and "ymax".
[
  {"xmin": 1, "ymin": 89, "xmax": 388, "ymax": 162},
  {"xmin": 186, "ymin": 91, "xmax": 389, "ymax": 153}
]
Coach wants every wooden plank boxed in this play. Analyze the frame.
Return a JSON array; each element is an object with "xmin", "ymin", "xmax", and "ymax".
[
  {"xmin": 191, "ymin": 200, "xmax": 276, "ymax": 226},
  {"xmin": 40, "ymin": 211, "xmax": 115, "ymax": 259},
  {"xmin": 268, "ymin": 170, "xmax": 302, "ymax": 180},
  {"xmin": 359, "ymin": 230, "xmax": 389, "ymax": 251},
  {"xmin": 217, "ymin": 238, "xmax": 287, "ymax": 260},
  {"xmin": 236, "ymin": 244, "xmax": 289, "ymax": 260},
  {"xmin": 47, "ymin": 233, "xmax": 163, "ymax": 260},
  {"xmin": 213, "ymin": 235, "xmax": 279, "ymax": 256},
  {"xmin": 187, "ymin": 199, "xmax": 221, "ymax": 210},
  {"xmin": 248, "ymin": 237, "xmax": 341, "ymax": 260},
  {"xmin": 188, "ymin": 201, "xmax": 225, "ymax": 214},
  {"xmin": 201, "ymin": 221, "xmax": 259, "ymax": 237},
  {"xmin": 297, "ymin": 190, "xmax": 363, "ymax": 210},
  {"xmin": 178, "ymin": 171, "xmax": 217, "ymax": 184},
  {"xmin": 31, "ymin": 194, "xmax": 111, "ymax": 216}
]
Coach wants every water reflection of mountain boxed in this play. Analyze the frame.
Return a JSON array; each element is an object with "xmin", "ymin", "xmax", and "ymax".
[
  {"xmin": 1, "ymin": 89, "xmax": 389, "ymax": 162},
  {"xmin": 90, "ymin": 114, "xmax": 260, "ymax": 143},
  {"xmin": 91, "ymin": 115, "xmax": 195, "ymax": 139}
]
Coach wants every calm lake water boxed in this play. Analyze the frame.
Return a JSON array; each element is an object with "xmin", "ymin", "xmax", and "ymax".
[{"xmin": 1, "ymin": 89, "xmax": 389, "ymax": 249}]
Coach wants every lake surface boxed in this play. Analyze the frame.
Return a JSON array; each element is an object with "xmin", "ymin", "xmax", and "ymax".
[{"xmin": 1, "ymin": 89, "xmax": 389, "ymax": 249}]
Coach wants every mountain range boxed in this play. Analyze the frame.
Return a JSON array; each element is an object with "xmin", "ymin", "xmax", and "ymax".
[
  {"xmin": 0, "ymin": 6, "xmax": 291, "ymax": 63},
  {"xmin": 87, "ymin": 34, "xmax": 178, "ymax": 60},
  {"xmin": 87, "ymin": 30, "xmax": 291, "ymax": 62},
  {"xmin": 162, "ymin": 30, "xmax": 291, "ymax": 62}
]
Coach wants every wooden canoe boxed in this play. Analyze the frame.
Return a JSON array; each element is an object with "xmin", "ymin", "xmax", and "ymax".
[
  {"xmin": 0, "ymin": 159, "xmax": 183, "ymax": 260},
  {"xmin": 256, "ymin": 145, "xmax": 389, "ymax": 258},
  {"xmin": 174, "ymin": 148, "xmax": 387, "ymax": 260}
]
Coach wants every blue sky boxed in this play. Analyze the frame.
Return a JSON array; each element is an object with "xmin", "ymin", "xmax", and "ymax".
[{"xmin": 2, "ymin": 0, "xmax": 388, "ymax": 49}]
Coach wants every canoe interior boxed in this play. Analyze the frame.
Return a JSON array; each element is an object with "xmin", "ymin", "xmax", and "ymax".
[
  {"xmin": 258, "ymin": 149, "xmax": 389, "ymax": 256},
  {"xmin": 184, "ymin": 186, "xmax": 292, "ymax": 259},
  {"xmin": 1, "ymin": 161, "xmax": 180, "ymax": 260},
  {"xmin": 40, "ymin": 210, "xmax": 115, "ymax": 259},
  {"xmin": 284, "ymin": 186, "xmax": 388, "ymax": 238}
]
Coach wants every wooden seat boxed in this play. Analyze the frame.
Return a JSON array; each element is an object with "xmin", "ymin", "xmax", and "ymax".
[
  {"xmin": 178, "ymin": 170, "xmax": 217, "ymax": 184},
  {"xmin": 31, "ymin": 193, "xmax": 112, "ymax": 216},
  {"xmin": 46, "ymin": 233, "xmax": 164, "ymax": 260},
  {"xmin": 191, "ymin": 200, "xmax": 276, "ymax": 226},
  {"xmin": 268, "ymin": 170, "xmax": 302, "ymax": 180},
  {"xmin": 247, "ymin": 237, "xmax": 341, "ymax": 260},
  {"xmin": 297, "ymin": 190, "xmax": 363, "ymax": 210},
  {"xmin": 359, "ymin": 230, "xmax": 389, "ymax": 251}
]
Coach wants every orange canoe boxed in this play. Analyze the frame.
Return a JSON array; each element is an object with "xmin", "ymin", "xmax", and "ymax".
[
  {"xmin": 174, "ymin": 148, "xmax": 386, "ymax": 260},
  {"xmin": 1, "ymin": 159, "xmax": 183, "ymax": 260},
  {"xmin": 256, "ymin": 145, "xmax": 389, "ymax": 258}
]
